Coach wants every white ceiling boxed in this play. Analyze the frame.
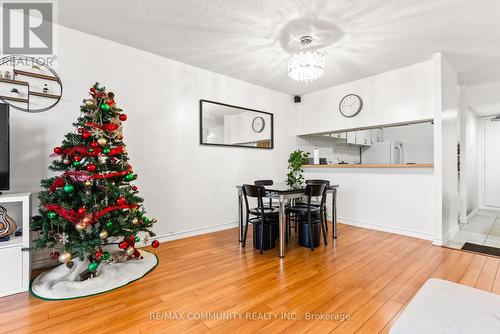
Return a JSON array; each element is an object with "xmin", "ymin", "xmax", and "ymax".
[{"xmin": 58, "ymin": 0, "xmax": 500, "ymax": 95}]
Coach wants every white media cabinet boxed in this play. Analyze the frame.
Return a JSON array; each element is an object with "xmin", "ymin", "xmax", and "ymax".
[{"xmin": 0, "ymin": 193, "xmax": 31, "ymax": 297}]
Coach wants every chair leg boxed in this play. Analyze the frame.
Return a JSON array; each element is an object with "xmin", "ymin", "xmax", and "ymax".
[
  {"xmin": 259, "ymin": 220, "xmax": 264, "ymax": 254},
  {"xmin": 320, "ymin": 212, "xmax": 328, "ymax": 246},
  {"xmin": 308, "ymin": 220, "xmax": 314, "ymax": 251},
  {"xmin": 324, "ymin": 205, "xmax": 328, "ymax": 231},
  {"xmin": 242, "ymin": 217, "xmax": 249, "ymax": 247}
]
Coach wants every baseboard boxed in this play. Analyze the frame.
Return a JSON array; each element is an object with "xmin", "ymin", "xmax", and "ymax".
[
  {"xmin": 31, "ymin": 222, "xmax": 238, "ymax": 270},
  {"xmin": 466, "ymin": 208, "xmax": 479, "ymax": 222},
  {"xmin": 335, "ymin": 216, "xmax": 434, "ymax": 241},
  {"xmin": 443, "ymin": 223, "xmax": 460, "ymax": 242}
]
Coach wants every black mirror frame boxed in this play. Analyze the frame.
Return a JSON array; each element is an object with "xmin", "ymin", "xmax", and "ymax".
[{"xmin": 199, "ymin": 99, "xmax": 274, "ymax": 149}]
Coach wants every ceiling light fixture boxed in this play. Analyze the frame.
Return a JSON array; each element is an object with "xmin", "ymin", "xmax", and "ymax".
[{"xmin": 288, "ymin": 36, "xmax": 325, "ymax": 84}]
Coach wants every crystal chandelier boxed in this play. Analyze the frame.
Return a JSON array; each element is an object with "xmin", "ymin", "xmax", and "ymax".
[{"xmin": 288, "ymin": 36, "xmax": 325, "ymax": 84}]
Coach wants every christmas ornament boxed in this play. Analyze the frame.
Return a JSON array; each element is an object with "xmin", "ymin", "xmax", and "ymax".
[
  {"xmin": 95, "ymin": 250, "xmax": 103, "ymax": 259},
  {"xmin": 84, "ymin": 180, "xmax": 92, "ymax": 187},
  {"xmin": 86, "ymin": 164, "xmax": 96, "ymax": 172},
  {"xmin": 75, "ymin": 222, "xmax": 87, "ymax": 231},
  {"xmin": 151, "ymin": 240, "xmax": 160, "ymax": 248},
  {"xmin": 72, "ymin": 161, "xmax": 81, "ymax": 167},
  {"xmin": 73, "ymin": 155, "xmax": 82, "ymax": 161},
  {"xmin": 50, "ymin": 251, "xmax": 60, "ymax": 260},
  {"xmin": 47, "ymin": 211, "xmax": 57, "ymax": 219},
  {"xmin": 134, "ymin": 236, "xmax": 140, "ymax": 242},
  {"xmin": 53, "ymin": 147, "xmax": 62, "ymax": 154},
  {"xmin": 84, "ymin": 99, "xmax": 95, "ymax": 108},
  {"xmin": 77, "ymin": 207, "xmax": 86, "ymax": 214},
  {"xmin": 90, "ymin": 87, "xmax": 96, "ymax": 93},
  {"xmin": 104, "ymin": 123, "xmax": 119, "ymax": 132},
  {"xmin": 88, "ymin": 148, "xmax": 94, "ymax": 153},
  {"xmin": 57, "ymin": 232, "xmax": 69, "ymax": 245},
  {"xmin": 116, "ymin": 197, "xmax": 126, "ymax": 205},
  {"xmin": 82, "ymin": 131, "xmax": 91, "ymax": 139},
  {"xmin": 88, "ymin": 262, "xmax": 99, "ymax": 272},
  {"xmin": 101, "ymin": 252, "xmax": 110, "ymax": 261},
  {"xmin": 119, "ymin": 241, "xmax": 128, "ymax": 249},
  {"xmin": 125, "ymin": 246, "xmax": 135, "ymax": 256},
  {"xmin": 63, "ymin": 158, "xmax": 71, "ymax": 165},
  {"xmin": 91, "ymin": 142, "xmax": 99, "ymax": 148},
  {"xmin": 82, "ymin": 216, "xmax": 92, "ymax": 224},
  {"xmin": 119, "ymin": 114, "xmax": 128, "ymax": 121},
  {"xmin": 132, "ymin": 218, "xmax": 139, "ymax": 225},
  {"xmin": 58, "ymin": 252, "xmax": 72, "ymax": 263},
  {"xmin": 99, "ymin": 230, "xmax": 109, "ymax": 239},
  {"xmin": 124, "ymin": 173, "xmax": 136, "ymax": 182},
  {"xmin": 97, "ymin": 138, "xmax": 107, "ymax": 146},
  {"xmin": 102, "ymin": 148, "xmax": 111, "ymax": 155},
  {"xmin": 63, "ymin": 184, "xmax": 75, "ymax": 193},
  {"xmin": 132, "ymin": 186, "xmax": 138, "ymax": 191},
  {"xmin": 106, "ymin": 221, "xmax": 113, "ymax": 229},
  {"xmin": 100, "ymin": 103, "xmax": 110, "ymax": 111}
]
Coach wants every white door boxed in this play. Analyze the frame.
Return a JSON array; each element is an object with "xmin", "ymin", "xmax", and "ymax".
[{"xmin": 484, "ymin": 119, "xmax": 500, "ymax": 208}]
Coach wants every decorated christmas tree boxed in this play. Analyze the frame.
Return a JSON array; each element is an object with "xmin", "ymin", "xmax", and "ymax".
[{"xmin": 28, "ymin": 83, "xmax": 159, "ymax": 277}]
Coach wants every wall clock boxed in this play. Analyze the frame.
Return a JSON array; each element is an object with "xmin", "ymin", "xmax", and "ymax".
[
  {"xmin": 339, "ymin": 94, "xmax": 363, "ymax": 118},
  {"xmin": 252, "ymin": 116, "xmax": 265, "ymax": 133}
]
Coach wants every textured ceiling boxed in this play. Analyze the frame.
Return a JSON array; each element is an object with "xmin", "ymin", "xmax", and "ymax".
[{"xmin": 58, "ymin": 0, "xmax": 500, "ymax": 95}]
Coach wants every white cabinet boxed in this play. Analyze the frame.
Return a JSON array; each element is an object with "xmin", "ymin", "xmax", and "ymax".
[
  {"xmin": 355, "ymin": 130, "xmax": 372, "ymax": 146},
  {"xmin": 371, "ymin": 129, "xmax": 384, "ymax": 143},
  {"xmin": 346, "ymin": 132, "xmax": 356, "ymax": 144},
  {"xmin": 330, "ymin": 132, "xmax": 346, "ymax": 140},
  {"xmin": 0, "ymin": 193, "xmax": 31, "ymax": 297}
]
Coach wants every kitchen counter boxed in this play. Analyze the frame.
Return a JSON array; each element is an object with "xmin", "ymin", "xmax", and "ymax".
[{"xmin": 303, "ymin": 163, "xmax": 433, "ymax": 169}]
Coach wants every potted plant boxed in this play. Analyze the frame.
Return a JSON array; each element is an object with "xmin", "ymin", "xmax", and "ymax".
[{"xmin": 287, "ymin": 150, "xmax": 310, "ymax": 188}]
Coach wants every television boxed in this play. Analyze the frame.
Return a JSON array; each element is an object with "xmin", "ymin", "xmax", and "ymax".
[{"xmin": 0, "ymin": 103, "xmax": 9, "ymax": 191}]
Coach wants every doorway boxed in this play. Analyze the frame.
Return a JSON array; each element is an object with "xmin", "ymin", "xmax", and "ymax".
[{"xmin": 484, "ymin": 118, "xmax": 500, "ymax": 209}]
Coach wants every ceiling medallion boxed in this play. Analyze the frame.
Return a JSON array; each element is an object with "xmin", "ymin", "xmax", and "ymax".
[{"xmin": 287, "ymin": 36, "xmax": 325, "ymax": 84}]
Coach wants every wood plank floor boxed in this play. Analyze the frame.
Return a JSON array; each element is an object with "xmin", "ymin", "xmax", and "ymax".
[{"xmin": 1, "ymin": 223, "xmax": 499, "ymax": 334}]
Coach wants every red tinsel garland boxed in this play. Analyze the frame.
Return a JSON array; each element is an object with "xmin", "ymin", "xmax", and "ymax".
[
  {"xmin": 44, "ymin": 203, "xmax": 138, "ymax": 225},
  {"xmin": 50, "ymin": 145, "xmax": 124, "ymax": 158}
]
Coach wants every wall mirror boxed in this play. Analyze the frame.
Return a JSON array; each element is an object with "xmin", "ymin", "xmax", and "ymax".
[{"xmin": 199, "ymin": 100, "xmax": 274, "ymax": 149}]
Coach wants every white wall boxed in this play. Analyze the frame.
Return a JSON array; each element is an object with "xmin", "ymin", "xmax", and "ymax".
[
  {"xmin": 7, "ymin": 25, "xmax": 296, "ymax": 265},
  {"xmin": 382, "ymin": 123, "xmax": 434, "ymax": 164},
  {"xmin": 297, "ymin": 60, "xmax": 434, "ymax": 135},
  {"xmin": 304, "ymin": 168, "xmax": 435, "ymax": 239}
]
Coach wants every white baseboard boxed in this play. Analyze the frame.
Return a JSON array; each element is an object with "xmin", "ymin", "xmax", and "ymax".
[
  {"xmin": 466, "ymin": 208, "xmax": 479, "ymax": 222},
  {"xmin": 31, "ymin": 222, "xmax": 239, "ymax": 270},
  {"xmin": 335, "ymin": 216, "xmax": 434, "ymax": 241},
  {"xmin": 443, "ymin": 223, "xmax": 460, "ymax": 243}
]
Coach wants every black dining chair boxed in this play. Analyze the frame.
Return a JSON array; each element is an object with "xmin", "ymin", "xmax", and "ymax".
[
  {"xmin": 304, "ymin": 179, "xmax": 330, "ymax": 232},
  {"xmin": 254, "ymin": 180, "xmax": 279, "ymax": 208},
  {"xmin": 242, "ymin": 184, "xmax": 278, "ymax": 253},
  {"xmin": 286, "ymin": 183, "xmax": 327, "ymax": 251}
]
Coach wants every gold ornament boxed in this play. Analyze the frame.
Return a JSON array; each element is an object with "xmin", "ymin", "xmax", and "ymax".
[
  {"xmin": 132, "ymin": 218, "xmax": 139, "ymax": 225},
  {"xmin": 97, "ymin": 137, "xmax": 107, "ymax": 146},
  {"xmin": 58, "ymin": 252, "xmax": 72, "ymax": 263},
  {"xmin": 99, "ymin": 230, "xmax": 109, "ymax": 239},
  {"xmin": 75, "ymin": 222, "xmax": 87, "ymax": 231},
  {"xmin": 84, "ymin": 180, "xmax": 92, "ymax": 187},
  {"xmin": 82, "ymin": 217, "xmax": 92, "ymax": 224},
  {"xmin": 125, "ymin": 246, "xmax": 135, "ymax": 256},
  {"xmin": 63, "ymin": 158, "xmax": 71, "ymax": 165},
  {"xmin": 84, "ymin": 99, "xmax": 95, "ymax": 108}
]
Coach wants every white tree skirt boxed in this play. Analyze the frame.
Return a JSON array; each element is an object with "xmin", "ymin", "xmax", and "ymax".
[{"xmin": 31, "ymin": 249, "xmax": 157, "ymax": 300}]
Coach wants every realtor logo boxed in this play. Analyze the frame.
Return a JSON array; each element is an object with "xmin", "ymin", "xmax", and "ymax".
[{"xmin": 2, "ymin": 1, "xmax": 53, "ymax": 55}]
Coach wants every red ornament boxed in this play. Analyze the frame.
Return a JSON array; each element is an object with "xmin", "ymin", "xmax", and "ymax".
[
  {"xmin": 73, "ymin": 155, "xmax": 82, "ymax": 162},
  {"xmin": 53, "ymin": 147, "xmax": 62, "ymax": 154},
  {"xmin": 86, "ymin": 164, "xmax": 96, "ymax": 172},
  {"xmin": 119, "ymin": 241, "xmax": 128, "ymax": 249},
  {"xmin": 151, "ymin": 240, "xmax": 160, "ymax": 248},
  {"xmin": 77, "ymin": 207, "xmax": 86, "ymax": 215},
  {"xmin": 90, "ymin": 87, "xmax": 96, "ymax": 93},
  {"xmin": 132, "ymin": 186, "xmax": 138, "ymax": 191},
  {"xmin": 50, "ymin": 251, "xmax": 60, "ymax": 260},
  {"xmin": 95, "ymin": 250, "xmax": 103, "ymax": 259},
  {"xmin": 104, "ymin": 123, "xmax": 119, "ymax": 132},
  {"xmin": 82, "ymin": 131, "xmax": 91, "ymax": 139},
  {"xmin": 119, "ymin": 114, "xmax": 128, "ymax": 121},
  {"xmin": 116, "ymin": 197, "xmax": 126, "ymax": 205},
  {"xmin": 91, "ymin": 142, "xmax": 99, "ymax": 148},
  {"xmin": 77, "ymin": 127, "xmax": 84, "ymax": 134}
]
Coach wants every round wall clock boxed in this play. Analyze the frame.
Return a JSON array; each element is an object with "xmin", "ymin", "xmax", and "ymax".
[
  {"xmin": 252, "ymin": 116, "xmax": 265, "ymax": 133},
  {"xmin": 339, "ymin": 94, "xmax": 363, "ymax": 118}
]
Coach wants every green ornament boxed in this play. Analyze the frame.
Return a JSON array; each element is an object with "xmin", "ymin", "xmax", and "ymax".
[
  {"xmin": 47, "ymin": 211, "xmax": 57, "ymax": 219},
  {"xmin": 72, "ymin": 161, "xmax": 81, "ymax": 167},
  {"xmin": 100, "ymin": 103, "xmax": 110, "ymax": 111},
  {"xmin": 143, "ymin": 217, "xmax": 150, "ymax": 224},
  {"xmin": 135, "ymin": 236, "xmax": 140, "ymax": 242},
  {"xmin": 106, "ymin": 221, "xmax": 113, "ymax": 229},
  {"xmin": 88, "ymin": 262, "xmax": 99, "ymax": 272},
  {"xmin": 88, "ymin": 148, "xmax": 94, "ymax": 153},
  {"xmin": 103, "ymin": 148, "xmax": 111, "ymax": 155},
  {"xmin": 101, "ymin": 252, "xmax": 110, "ymax": 261},
  {"xmin": 63, "ymin": 184, "xmax": 75, "ymax": 193},
  {"xmin": 124, "ymin": 173, "xmax": 135, "ymax": 182}
]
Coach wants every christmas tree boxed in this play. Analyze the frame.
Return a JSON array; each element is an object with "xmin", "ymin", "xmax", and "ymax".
[{"xmin": 28, "ymin": 83, "xmax": 159, "ymax": 276}]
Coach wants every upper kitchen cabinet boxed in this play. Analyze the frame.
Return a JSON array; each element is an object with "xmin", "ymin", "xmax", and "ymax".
[
  {"xmin": 371, "ymin": 128, "xmax": 383, "ymax": 143},
  {"xmin": 296, "ymin": 60, "xmax": 434, "ymax": 136}
]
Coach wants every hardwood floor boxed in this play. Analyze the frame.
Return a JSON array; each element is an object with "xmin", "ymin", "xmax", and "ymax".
[{"xmin": 1, "ymin": 223, "xmax": 500, "ymax": 334}]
